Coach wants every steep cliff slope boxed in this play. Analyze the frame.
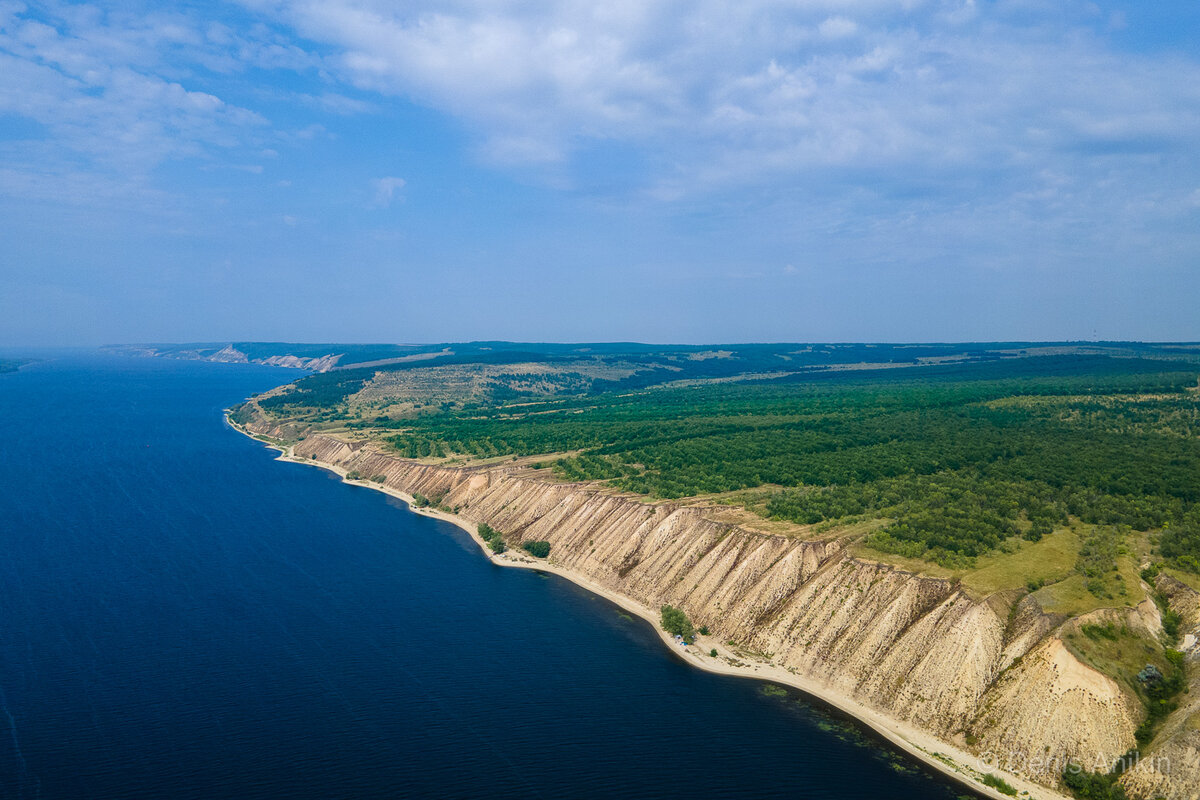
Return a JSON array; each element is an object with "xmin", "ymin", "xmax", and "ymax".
[
  {"xmin": 248, "ymin": 423, "xmax": 1190, "ymax": 794},
  {"xmin": 1119, "ymin": 577, "xmax": 1200, "ymax": 799}
]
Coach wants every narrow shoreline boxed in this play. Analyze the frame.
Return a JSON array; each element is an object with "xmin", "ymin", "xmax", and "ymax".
[{"xmin": 227, "ymin": 417, "xmax": 1068, "ymax": 800}]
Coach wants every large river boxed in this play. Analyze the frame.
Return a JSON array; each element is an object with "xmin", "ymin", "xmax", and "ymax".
[{"xmin": 0, "ymin": 353, "xmax": 976, "ymax": 798}]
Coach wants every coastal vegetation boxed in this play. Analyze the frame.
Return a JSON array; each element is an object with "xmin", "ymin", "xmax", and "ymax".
[
  {"xmin": 522, "ymin": 541, "xmax": 551, "ymax": 558},
  {"xmin": 981, "ymin": 773, "xmax": 1018, "ymax": 796},
  {"xmin": 660, "ymin": 604, "xmax": 695, "ymax": 643},
  {"xmin": 1134, "ymin": 647, "xmax": 1185, "ymax": 745},
  {"xmin": 1061, "ymin": 766, "xmax": 1129, "ymax": 800},
  {"xmin": 477, "ymin": 523, "xmax": 507, "ymax": 553}
]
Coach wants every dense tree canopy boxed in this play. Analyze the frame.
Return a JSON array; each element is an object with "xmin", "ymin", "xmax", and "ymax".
[{"xmin": 251, "ymin": 349, "xmax": 1200, "ymax": 569}]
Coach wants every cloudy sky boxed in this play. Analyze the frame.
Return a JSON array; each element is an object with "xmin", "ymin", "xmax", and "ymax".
[{"xmin": 2, "ymin": 0, "xmax": 1198, "ymax": 345}]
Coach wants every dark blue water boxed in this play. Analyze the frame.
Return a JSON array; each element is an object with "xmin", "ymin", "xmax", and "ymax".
[{"xmin": 0, "ymin": 354, "xmax": 975, "ymax": 799}]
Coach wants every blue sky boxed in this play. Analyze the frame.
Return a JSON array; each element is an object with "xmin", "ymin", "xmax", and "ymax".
[{"xmin": 1, "ymin": 0, "xmax": 1199, "ymax": 346}]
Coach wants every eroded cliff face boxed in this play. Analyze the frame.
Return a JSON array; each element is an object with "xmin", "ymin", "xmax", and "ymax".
[
  {"xmin": 211, "ymin": 346, "xmax": 342, "ymax": 371},
  {"xmin": 133, "ymin": 345, "xmax": 344, "ymax": 371},
  {"xmin": 1121, "ymin": 695, "xmax": 1200, "ymax": 800},
  {"xmin": 1119, "ymin": 578, "xmax": 1200, "ymax": 800},
  {"xmin": 257, "ymin": 353, "xmax": 342, "ymax": 371},
  {"xmin": 252, "ymin": 425, "xmax": 1192, "ymax": 794}
]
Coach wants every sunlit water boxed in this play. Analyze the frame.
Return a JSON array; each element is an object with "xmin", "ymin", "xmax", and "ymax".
[{"xmin": 0, "ymin": 354, "xmax": 976, "ymax": 799}]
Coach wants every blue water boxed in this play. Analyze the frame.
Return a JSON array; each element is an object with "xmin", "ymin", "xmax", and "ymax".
[{"xmin": 0, "ymin": 354, "xmax": 976, "ymax": 799}]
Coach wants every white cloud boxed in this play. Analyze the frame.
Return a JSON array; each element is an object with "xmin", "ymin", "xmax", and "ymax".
[
  {"xmin": 292, "ymin": 91, "xmax": 375, "ymax": 115},
  {"xmin": 242, "ymin": 0, "xmax": 1200, "ymax": 203},
  {"xmin": 2, "ymin": 0, "xmax": 1198, "ymax": 270},
  {"xmin": 818, "ymin": 16, "xmax": 858, "ymax": 39},
  {"xmin": 371, "ymin": 175, "xmax": 405, "ymax": 206},
  {"xmin": 0, "ymin": 4, "xmax": 284, "ymax": 206}
]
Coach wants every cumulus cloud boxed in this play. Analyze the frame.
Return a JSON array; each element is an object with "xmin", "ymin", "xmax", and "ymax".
[
  {"xmin": 371, "ymin": 176, "xmax": 405, "ymax": 206},
  {"xmin": 818, "ymin": 16, "xmax": 858, "ymax": 39},
  {"xmin": 0, "ymin": 3, "xmax": 301, "ymax": 205},
  {"xmin": 220, "ymin": 0, "xmax": 1200, "ymax": 233},
  {"xmin": 292, "ymin": 92, "xmax": 376, "ymax": 115},
  {"xmin": 2, "ymin": 0, "xmax": 1198, "ymax": 282}
]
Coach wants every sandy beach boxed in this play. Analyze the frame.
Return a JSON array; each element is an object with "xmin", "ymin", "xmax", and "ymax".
[{"xmin": 229, "ymin": 418, "xmax": 1070, "ymax": 800}]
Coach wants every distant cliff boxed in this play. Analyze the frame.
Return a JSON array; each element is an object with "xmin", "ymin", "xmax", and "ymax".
[
  {"xmin": 107, "ymin": 344, "xmax": 342, "ymax": 372},
  {"xmin": 243, "ymin": 417, "xmax": 1200, "ymax": 798}
]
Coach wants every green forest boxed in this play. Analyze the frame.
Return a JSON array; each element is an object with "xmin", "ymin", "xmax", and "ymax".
[
  {"xmin": 244, "ymin": 347, "xmax": 1200, "ymax": 573},
  {"xmin": 388, "ymin": 356, "xmax": 1200, "ymax": 569}
]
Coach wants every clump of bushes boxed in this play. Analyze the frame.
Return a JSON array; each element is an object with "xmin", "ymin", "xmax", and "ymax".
[
  {"xmin": 1162, "ymin": 607, "xmax": 1182, "ymax": 641},
  {"xmin": 1081, "ymin": 623, "xmax": 1119, "ymax": 642},
  {"xmin": 1024, "ymin": 517, "xmax": 1054, "ymax": 542},
  {"xmin": 1061, "ymin": 766, "xmax": 1128, "ymax": 799},
  {"xmin": 1135, "ymin": 648, "xmax": 1186, "ymax": 746},
  {"xmin": 980, "ymin": 773, "xmax": 1017, "ymax": 796},
  {"xmin": 523, "ymin": 541, "xmax": 552, "ymax": 558},
  {"xmin": 411, "ymin": 491, "xmax": 452, "ymax": 511},
  {"xmin": 1076, "ymin": 526, "xmax": 1125, "ymax": 599},
  {"xmin": 1145, "ymin": 573, "xmax": 1183, "ymax": 641},
  {"xmin": 477, "ymin": 523, "xmax": 506, "ymax": 553},
  {"xmin": 660, "ymin": 604, "xmax": 695, "ymax": 643}
]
